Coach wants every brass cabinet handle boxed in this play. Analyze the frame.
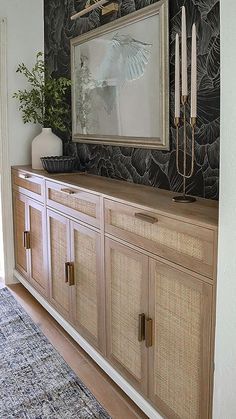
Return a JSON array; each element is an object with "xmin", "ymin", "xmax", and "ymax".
[
  {"xmin": 61, "ymin": 188, "xmax": 77, "ymax": 195},
  {"xmin": 23, "ymin": 231, "xmax": 30, "ymax": 250},
  {"xmin": 68, "ymin": 262, "xmax": 75, "ymax": 286},
  {"xmin": 65, "ymin": 262, "xmax": 75, "ymax": 286},
  {"xmin": 19, "ymin": 173, "xmax": 30, "ymax": 180},
  {"xmin": 134, "ymin": 213, "xmax": 158, "ymax": 224},
  {"xmin": 65, "ymin": 262, "xmax": 69, "ymax": 283},
  {"xmin": 138, "ymin": 313, "xmax": 146, "ymax": 342},
  {"xmin": 145, "ymin": 318, "xmax": 153, "ymax": 348}
]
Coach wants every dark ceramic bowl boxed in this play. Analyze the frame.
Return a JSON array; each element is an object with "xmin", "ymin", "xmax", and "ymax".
[{"xmin": 40, "ymin": 156, "xmax": 76, "ymax": 173}]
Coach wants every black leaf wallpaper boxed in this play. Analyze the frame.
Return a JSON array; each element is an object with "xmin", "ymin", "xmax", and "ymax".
[{"xmin": 44, "ymin": 0, "xmax": 220, "ymax": 200}]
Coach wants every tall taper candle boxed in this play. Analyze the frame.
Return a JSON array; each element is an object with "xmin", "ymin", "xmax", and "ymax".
[
  {"xmin": 181, "ymin": 6, "xmax": 188, "ymax": 96},
  {"xmin": 175, "ymin": 33, "xmax": 180, "ymax": 118},
  {"xmin": 191, "ymin": 23, "xmax": 197, "ymax": 118}
]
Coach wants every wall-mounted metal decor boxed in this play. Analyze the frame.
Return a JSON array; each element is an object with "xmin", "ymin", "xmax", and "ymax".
[{"xmin": 71, "ymin": 1, "xmax": 169, "ymax": 150}]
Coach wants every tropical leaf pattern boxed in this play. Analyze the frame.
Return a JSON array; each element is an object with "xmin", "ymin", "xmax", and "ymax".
[{"xmin": 44, "ymin": 0, "xmax": 220, "ymax": 199}]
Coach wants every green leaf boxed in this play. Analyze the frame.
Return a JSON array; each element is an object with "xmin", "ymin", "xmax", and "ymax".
[{"xmin": 13, "ymin": 51, "xmax": 72, "ymax": 135}]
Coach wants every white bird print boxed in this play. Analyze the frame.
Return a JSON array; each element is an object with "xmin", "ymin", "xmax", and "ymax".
[{"xmin": 96, "ymin": 34, "xmax": 153, "ymax": 84}]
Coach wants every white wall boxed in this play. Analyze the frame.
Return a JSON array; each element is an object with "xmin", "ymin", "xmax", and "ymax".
[
  {"xmin": 213, "ymin": 1, "xmax": 236, "ymax": 417},
  {"xmin": 0, "ymin": 0, "xmax": 44, "ymax": 165},
  {"xmin": 0, "ymin": 1, "xmax": 43, "ymax": 283}
]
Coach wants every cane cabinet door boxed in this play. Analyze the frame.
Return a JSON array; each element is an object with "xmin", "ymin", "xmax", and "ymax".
[
  {"xmin": 27, "ymin": 199, "xmax": 48, "ymax": 297},
  {"xmin": 105, "ymin": 238, "xmax": 149, "ymax": 395},
  {"xmin": 13, "ymin": 192, "xmax": 28, "ymax": 278},
  {"xmin": 47, "ymin": 209, "xmax": 71, "ymax": 319},
  {"xmin": 70, "ymin": 221, "xmax": 105, "ymax": 352},
  {"xmin": 149, "ymin": 259, "xmax": 213, "ymax": 419}
]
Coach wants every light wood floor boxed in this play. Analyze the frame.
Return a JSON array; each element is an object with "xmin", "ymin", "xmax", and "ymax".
[{"xmin": 2, "ymin": 283, "xmax": 147, "ymax": 419}]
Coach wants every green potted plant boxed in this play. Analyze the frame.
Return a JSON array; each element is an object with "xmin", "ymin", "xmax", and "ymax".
[{"xmin": 13, "ymin": 52, "xmax": 71, "ymax": 169}]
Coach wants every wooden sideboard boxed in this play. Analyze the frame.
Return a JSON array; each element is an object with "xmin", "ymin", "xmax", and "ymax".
[{"xmin": 11, "ymin": 165, "xmax": 218, "ymax": 419}]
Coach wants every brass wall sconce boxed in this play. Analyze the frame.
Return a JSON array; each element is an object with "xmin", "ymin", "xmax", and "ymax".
[{"xmin": 71, "ymin": 0, "xmax": 119, "ymax": 20}]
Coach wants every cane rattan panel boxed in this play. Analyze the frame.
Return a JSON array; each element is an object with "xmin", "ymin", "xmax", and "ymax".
[
  {"xmin": 111, "ymin": 212, "xmax": 203, "ymax": 260},
  {"xmin": 109, "ymin": 248, "xmax": 143, "ymax": 380},
  {"xmin": 74, "ymin": 229, "xmax": 98, "ymax": 339},
  {"xmin": 29, "ymin": 206, "xmax": 45, "ymax": 289},
  {"xmin": 153, "ymin": 269, "xmax": 202, "ymax": 419},
  {"xmin": 13, "ymin": 173, "xmax": 42, "ymax": 195},
  {"xmin": 48, "ymin": 189, "xmax": 96, "ymax": 218},
  {"xmin": 14, "ymin": 195, "xmax": 27, "ymax": 273},
  {"xmin": 105, "ymin": 200, "xmax": 215, "ymax": 278},
  {"xmin": 50, "ymin": 217, "xmax": 69, "ymax": 312}
]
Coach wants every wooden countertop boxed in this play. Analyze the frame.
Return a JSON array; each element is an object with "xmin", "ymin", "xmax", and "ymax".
[{"xmin": 12, "ymin": 165, "xmax": 218, "ymax": 230}]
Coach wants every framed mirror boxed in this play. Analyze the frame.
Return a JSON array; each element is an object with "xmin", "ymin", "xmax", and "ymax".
[{"xmin": 71, "ymin": 1, "xmax": 169, "ymax": 149}]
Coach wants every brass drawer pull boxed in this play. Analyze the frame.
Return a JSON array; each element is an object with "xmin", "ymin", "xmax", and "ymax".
[
  {"xmin": 23, "ymin": 231, "xmax": 30, "ymax": 249},
  {"xmin": 61, "ymin": 188, "xmax": 77, "ymax": 195},
  {"xmin": 145, "ymin": 318, "xmax": 153, "ymax": 348},
  {"xmin": 65, "ymin": 262, "xmax": 69, "ymax": 283},
  {"xmin": 65, "ymin": 262, "xmax": 75, "ymax": 286},
  {"xmin": 68, "ymin": 262, "xmax": 75, "ymax": 286},
  {"xmin": 19, "ymin": 173, "xmax": 30, "ymax": 180},
  {"xmin": 135, "ymin": 213, "xmax": 158, "ymax": 224},
  {"xmin": 138, "ymin": 313, "xmax": 146, "ymax": 342}
]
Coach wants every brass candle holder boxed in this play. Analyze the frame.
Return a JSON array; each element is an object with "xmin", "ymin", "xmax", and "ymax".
[{"xmin": 173, "ymin": 95, "xmax": 197, "ymax": 203}]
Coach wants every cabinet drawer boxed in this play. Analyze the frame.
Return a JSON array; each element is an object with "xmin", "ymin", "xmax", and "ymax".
[
  {"xmin": 105, "ymin": 199, "xmax": 215, "ymax": 278},
  {"xmin": 46, "ymin": 180, "xmax": 100, "ymax": 228},
  {"xmin": 12, "ymin": 170, "xmax": 44, "ymax": 202}
]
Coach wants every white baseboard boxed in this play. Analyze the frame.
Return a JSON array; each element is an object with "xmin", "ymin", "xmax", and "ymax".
[
  {"xmin": 5, "ymin": 276, "xmax": 19, "ymax": 285},
  {"xmin": 13, "ymin": 270, "xmax": 162, "ymax": 419}
]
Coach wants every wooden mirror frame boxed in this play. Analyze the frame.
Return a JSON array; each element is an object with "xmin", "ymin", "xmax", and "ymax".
[{"xmin": 71, "ymin": 0, "xmax": 169, "ymax": 150}]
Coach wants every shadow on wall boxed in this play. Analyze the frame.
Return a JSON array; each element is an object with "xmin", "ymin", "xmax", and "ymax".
[{"xmin": 44, "ymin": 0, "xmax": 220, "ymax": 200}]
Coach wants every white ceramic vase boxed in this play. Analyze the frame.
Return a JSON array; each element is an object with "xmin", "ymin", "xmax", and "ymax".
[{"xmin": 32, "ymin": 128, "xmax": 63, "ymax": 170}]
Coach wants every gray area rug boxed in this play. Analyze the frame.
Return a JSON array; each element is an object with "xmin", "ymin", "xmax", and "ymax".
[{"xmin": 0, "ymin": 288, "xmax": 111, "ymax": 418}]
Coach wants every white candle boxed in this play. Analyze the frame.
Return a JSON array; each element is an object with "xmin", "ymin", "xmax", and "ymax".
[
  {"xmin": 175, "ymin": 33, "xmax": 180, "ymax": 118},
  {"xmin": 191, "ymin": 23, "xmax": 197, "ymax": 118},
  {"xmin": 181, "ymin": 6, "xmax": 188, "ymax": 96}
]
